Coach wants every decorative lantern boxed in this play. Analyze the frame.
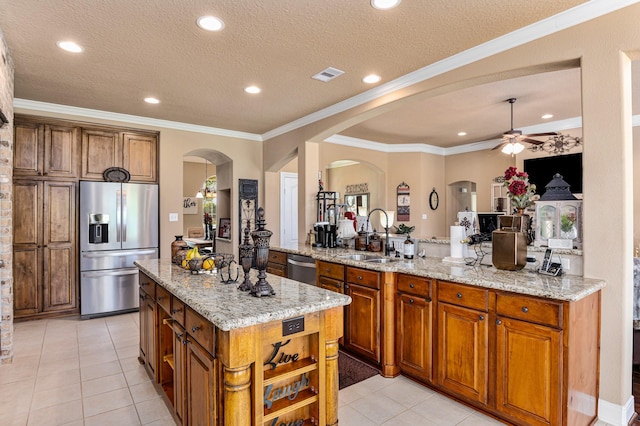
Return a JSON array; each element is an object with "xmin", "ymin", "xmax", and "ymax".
[{"xmin": 534, "ymin": 174, "xmax": 582, "ymax": 249}]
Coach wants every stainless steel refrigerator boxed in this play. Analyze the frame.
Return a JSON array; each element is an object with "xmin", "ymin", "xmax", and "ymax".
[{"xmin": 80, "ymin": 181, "xmax": 159, "ymax": 318}]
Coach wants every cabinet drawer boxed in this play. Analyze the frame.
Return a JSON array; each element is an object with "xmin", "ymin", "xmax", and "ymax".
[
  {"xmin": 139, "ymin": 273, "xmax": 156, "ymax": 299},
  {"xmin": 398, "ymin": 274, "xmax": 432, "ymax": 297},
  {"xmin": 156, "ymin": 285, "xmax": 170, "ymax": 312},
  {"xmin": 438, "ymin": 281, "xmax": 488, "ymax": 312},
  {"xmin": 185, "ymin": 307, "xmax": 215, "ymax": 356},
  {"xmin": 171, "ymin": 297, "xmax": 185, "ymax": 326},
  {"xmin": 347, "ymin": 267, "xmax": 380, "ymax": 290},
  {"xmin": 268, "ymin": 250, "xmax": 287, "ymax": 265},
  {"xmin": 496, "ymin": 293, "xmax": 563, "ymax": 328},
  {"xmin": 317, "ymin": 261, "xmax": 345, "ymax": 281},
  {"xmin": 318, "ymin": 276, "xmax": 344, "ymax": 293},
  {"xmin": 266, "ymin": 263, "xmax": 286, "ymax": 277}
]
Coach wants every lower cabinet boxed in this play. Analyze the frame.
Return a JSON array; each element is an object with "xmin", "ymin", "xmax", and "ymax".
[
  {"xmin": 344, "ymin": 267, "xmax": 381, "ymax": 365},
  {"xmin": 185, "ymin": 337, "xmax": 217, "ymax": 426},
  {"xmin": 138, "ymin": 274, "xmax": 156, "ymax": 378},
  {"xmin": 266, "ymin": 249, "xmax": 287, "ymax": 277},
  {"xmin": 396, "ymin": 274, "xmax": 433, "ymax": 383}
]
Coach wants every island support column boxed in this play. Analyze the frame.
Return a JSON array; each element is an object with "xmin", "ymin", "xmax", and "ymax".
[
  {"xmin": 218, "ymin": 326, "xmax": 257, "ymax": 426},
  {"xmin": 325, "ymin": 306, "xmax": 344, "ymax": 426}
]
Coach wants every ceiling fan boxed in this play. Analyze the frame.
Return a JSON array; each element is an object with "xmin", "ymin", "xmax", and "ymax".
[{"xmin": 492, "ymin": 98, "xmax": 559, "ymax": 154}]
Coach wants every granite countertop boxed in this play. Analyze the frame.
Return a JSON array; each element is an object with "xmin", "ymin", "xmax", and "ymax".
[
  {"xmin": 135, "ymin": 259, "xmax": 351, "ymax": 331},
  {"xmin": 272, "ymin": 244, "xmax": 604, "ymax": 302}
]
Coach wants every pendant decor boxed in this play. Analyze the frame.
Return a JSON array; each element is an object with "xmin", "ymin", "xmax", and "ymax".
[
  {"xmin": 396, "ymin": 182, "xmax": 410, "ymax": 222},
  {"xmin": 250, "ymin": 207, "xmax": 276, "ymax": 297}
]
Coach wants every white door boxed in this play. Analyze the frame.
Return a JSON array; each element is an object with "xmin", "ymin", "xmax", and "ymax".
[{"xmin": 280, "ymin": 172, "xmax": 298, "ymax": 248}]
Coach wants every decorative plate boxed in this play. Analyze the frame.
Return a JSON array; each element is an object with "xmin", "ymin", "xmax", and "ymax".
[{"xmin": 103, "ymin": 167, "xmax": 131, "ymax": 182}]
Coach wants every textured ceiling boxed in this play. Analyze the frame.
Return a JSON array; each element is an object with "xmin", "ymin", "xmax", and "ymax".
[{"xmin": 0, "ymin": 0, "xmax": 616, "ymax": 147}]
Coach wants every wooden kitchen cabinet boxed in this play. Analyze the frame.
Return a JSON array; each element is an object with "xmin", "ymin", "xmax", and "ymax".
[
  {"xmin": 396, "ymin": 274, "xmax": 433, "ymax": 383},
  {"xmin": 316, "ymin": 260, "xmax": 345, "ymax": 293},
  {"xmin": 13, "ymin": 120, "xmax": 79, "ymax": 178},
  {"xmin": 139, "ymin": 273, "xmax": 157, "ymax": 379},
  {"xmin": 122, "ymin": 132, "xmax": 158, "ymax": 182},
  {"xmin": 344, "ymin": 266, "xmax": 381, "ymax": 365},
  {"xmin": 266, "ymin": 249, "xmax": 287, "ymax": 277},
  {"xmin": 436, "ymin": 281, "xmax": 489, "ymax": 405},
  {"xmin": 13, "ymin": 180, "xmax": 77, "ymax": 318}
]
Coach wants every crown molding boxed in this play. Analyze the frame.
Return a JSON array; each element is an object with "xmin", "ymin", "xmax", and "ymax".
[
  {"xmin": 13, "ymin": 99, "xmax": 263, "ymax": 142},
  {"xmin": 262, "ymin": 0, "xmax": 637, "ymax": 141}
]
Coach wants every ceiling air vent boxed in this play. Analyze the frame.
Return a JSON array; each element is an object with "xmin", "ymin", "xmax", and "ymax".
[{"xmin": 312, "ymin": 67, "xmax": 345, "ymax": 82}]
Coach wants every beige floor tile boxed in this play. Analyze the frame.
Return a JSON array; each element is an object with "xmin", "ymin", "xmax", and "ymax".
[
  {"xmin": 130, "ymin": 380, "xmax": 163, "ymax": 404},
  {"xmin": 124, "ymin": 366, "xmax": 153, "ymax": 386},
  {"xmin": 30, "ymin": 382, "xmax": 81, "ymax": 411},
  {"xmin": 37, "ymin": 357, "xmax": 80, "ymax": 377},
  {"xmin": 84, "ymin": 404, "xmax": 141, "ymax": 426},
  {"xmin": 375, "ymin": 376, "xmax": 436, "ymax": 408},
  {"xmin": 3, "ymin": 410, "xmax": 29, "ymax": 426},
  {"xmin": 35, "ymin": 369, "xmax": 81, "ymax": 392},
  {"xmin": 142, "ymin": 417, "xmax": 179, "ymax": 426},
  {"xmin": 79, "ymin": 342, "xmax": 115, "ymax": 356},
  {"xmin": 26, "ymin": 399, "xmax": 84, "ymax": 426},
  {"xmin": 410, "ymin": 393, "xmax": 473, "ymax": 425},
  {"xmin": 79, "ymin": 349, "xmax": 119, "ymax": 367},
  {"xmin": 111, "ymin": 335, "xmax": 140, "ymax": 348},
  {"xmin": 116, "ymin": 344, "xmax": 139, "ymax": 359},
  {"xmin": 456, "ymin": 412, "xmax": 506, "ymax": 425},
  {"xmin": 0, "ymin": 378, "xmax": 34, "ymax": 415},
  {"xmin": 82, "ymin": 372, "xmax": 128, "ymax": 397},
  {"xmin": 336, "ymin": 405, "xmax": 377, "ymax": 426},
  {"xmin": 120, "ymin": 355, "xmax": 145, "ymax": 372},
  {"xmin": 81, "ymin": 359, "xmax": 123, "ymax": 381},
  {"xmin": 83, "ymin": 387, "xmax": 134, "ymax": 418},
  {"xmin": 382, "ymin": 409, "xmax": 439, "ymax": 425},
  {"xmin": 135, "ymin": 396, "xmax": 174, "ymax": 424},
  {"xmin": 349, "ymin": 392, "xmax": 408, "ymax": 424}
]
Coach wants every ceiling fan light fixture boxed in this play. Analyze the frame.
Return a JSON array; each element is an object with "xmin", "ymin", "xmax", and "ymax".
[{"xmin": 501, "ymin": 141, "xmax": 524, "ymax": 155}]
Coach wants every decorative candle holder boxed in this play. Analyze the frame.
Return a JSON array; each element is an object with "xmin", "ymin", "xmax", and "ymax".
[
  {"xmin": 238, "ymin": 227, "xmax": 254, "ymax": 291},
  {"xmin": 250, "ymin": 207, "xmax": 275, "ymax": 297}
]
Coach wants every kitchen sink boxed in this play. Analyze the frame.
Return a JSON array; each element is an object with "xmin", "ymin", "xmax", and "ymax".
[
  {"xmin": 337, "ymin": 254, "xmax": 379, "ymax": 261},
  {"xmin": 363, "ymin": 257, "xmax": 401, "ymax": 263}
]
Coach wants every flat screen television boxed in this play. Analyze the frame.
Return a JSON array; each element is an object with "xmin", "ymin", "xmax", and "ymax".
[{"xmin": 523, "ymin": 152, "xmax": 582, "ymax": 195}]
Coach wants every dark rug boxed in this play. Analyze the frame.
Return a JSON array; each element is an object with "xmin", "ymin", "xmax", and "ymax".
[{"xmin": 338, "ymin": 350, "xmax": 380, "ymax": 389}]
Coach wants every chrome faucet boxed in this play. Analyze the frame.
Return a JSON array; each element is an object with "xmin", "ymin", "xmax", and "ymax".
[{"xmin": 367, "ymin": 208, "xmax": 391, "ymax": 256}]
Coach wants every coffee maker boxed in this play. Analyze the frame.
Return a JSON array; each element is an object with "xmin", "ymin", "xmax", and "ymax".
[{"xmin": 313, "ymin": 222, "xmax": 328, "ymax": 247}]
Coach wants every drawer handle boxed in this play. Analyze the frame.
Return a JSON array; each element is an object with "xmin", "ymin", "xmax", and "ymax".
[
  {"xmin": 191, "ymin": 326, "xmax": 201, "ymax": 333},
  {"xmin": 496, "ymin": 319, "xmax": 502, "ymax": 325},
  {"xmin": 358, "ymin": 275, "xmax": 363, "ymax": 280},
  {"xmin": 409, "ymin": 298, "xmax": 414, "ymax": 304},
  {"xmin": 182, "ymin": 339, "xmax": 190, "ymax": 345},
  {"xmin": 521, "ymin": 306, "xmax": 529, "ymax": 313},
  {"xmin": 177, "ymin": 333, "xmax": 184, "ymax": 339},
  {"xmin": 171, "ymin": 308, "xmax": 182, "ymax": 314},
  {"xmin": 157, "ymin": 296, "xmax": 164, "ymax": 301},
  {"xmin": 409, "ymin": 283, "xmax": 415, "ymax": 288},
  {"xmin": 426, "ymin": 296, "xmax": 432, "ymax": 303},
  {"xmin": 326, "ymin": 268, "xmax": 331, "ymax": 273},
  {"xmin": 141, "ymin": 294, "xmax": 147, "ymax": 301},
  {"xmin": 479, "ymin": 315, "xmax": 485, "ymax": 321},
  {"xmin": 456, "ymin": 292, "xmax": 463, "ymax": 298}
]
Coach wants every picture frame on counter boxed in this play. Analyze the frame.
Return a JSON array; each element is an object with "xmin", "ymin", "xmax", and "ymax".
[{"xmin": 218, "ymin": 218, "xmax": 231, "ymax": 239}]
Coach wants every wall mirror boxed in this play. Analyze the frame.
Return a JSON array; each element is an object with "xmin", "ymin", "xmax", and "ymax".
[{"xmin": 344, "ymin": 193, "xmax": 369, "ymax": 217}]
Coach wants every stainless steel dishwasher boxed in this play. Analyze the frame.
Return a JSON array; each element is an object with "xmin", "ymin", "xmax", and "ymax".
[{"xmin": 286, "ymin": 254, "xmax": 316, "ymax": 285}]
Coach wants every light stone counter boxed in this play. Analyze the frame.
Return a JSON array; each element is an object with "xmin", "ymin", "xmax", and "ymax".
[
  {"xmin": 271, "ymin": 245, "xmax": 604, "ymax": 302},
  {"xmin": 135, "ymin": 258, "xmax": 351, "ymax": 331}
]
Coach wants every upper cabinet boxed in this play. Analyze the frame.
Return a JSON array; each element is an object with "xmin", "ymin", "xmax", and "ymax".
[
  {"xmin": 14, "ymin": 121, "xmax": 80, "ymax": 178},
  {"xmin": 15, "ymin": 115, "xmax": 159, "ymax": 183}
]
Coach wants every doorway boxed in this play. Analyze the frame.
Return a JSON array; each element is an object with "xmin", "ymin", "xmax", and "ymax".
[{"xmin": 280, "ymin": 172, "xmax": 298, "ymax": 248}]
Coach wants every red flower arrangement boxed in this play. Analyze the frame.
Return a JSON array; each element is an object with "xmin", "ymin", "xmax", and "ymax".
[{"xmin": 503, "ymin": 166, "xmax": 536, "ymax": 209}]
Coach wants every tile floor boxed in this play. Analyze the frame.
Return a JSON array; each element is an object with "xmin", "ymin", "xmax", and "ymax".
[{"xmin": 0, "ymin": 312, "xmax": 617, "ymax": 425}]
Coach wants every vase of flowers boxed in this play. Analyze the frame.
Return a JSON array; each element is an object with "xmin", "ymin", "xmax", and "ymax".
[
  {"xmin": 560, "ymin": 211, "xmax": 578, "ymax": 240},
  {"xmin": 503, "ymin": 166, "xmax": 536, "ymax": 211}
]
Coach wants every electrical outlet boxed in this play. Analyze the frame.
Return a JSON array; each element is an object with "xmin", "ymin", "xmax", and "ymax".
[
  {"xmin": 169, "ymin": 213, "xmax": 178, "ymax": 222},
  {"xmin": 422, "ymin": 213, "xmax": 427, "ymax": 220},
  {"xmin": 561, "ymin": 258, "xmax": 570, "ymax": 270}
]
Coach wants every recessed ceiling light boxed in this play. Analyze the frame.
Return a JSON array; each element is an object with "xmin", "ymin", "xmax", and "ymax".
[
  {"xmin": 244, "ymin": 86, "xmax": 261, "ymax": 94},
  {"xmin": 144, "ymin": 97, "xmax": 160, "ymax": 104},
  {"xmin": 541, "ymin": 113, "xmax": 554, "ymax": 119},
  {"xmin": 56, "ymin": 41, "xmax": 83, "ymax": 53},
  {"xmin": 362, "ymin": 74, "xmax": 381, "ymax": 84},
  {"xmin": 371, "ymin": 0, "xmax": 401, "ymax": 10},
  {"xmin": 197, "ymin": 15, "xmax": 225, "ymax": 31},
  {"xmin": 458, "ymin": 132, "xmax": 467, "ymax": 136}
]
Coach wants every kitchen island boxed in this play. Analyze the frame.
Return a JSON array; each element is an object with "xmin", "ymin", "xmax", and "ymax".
[
  {"xmin": 270, "ymin": 244, "xmax": 606, "ymax": 426},
  {"xmin": 135, "ymin": 258, "xmax": 351, "ymax": 426}
]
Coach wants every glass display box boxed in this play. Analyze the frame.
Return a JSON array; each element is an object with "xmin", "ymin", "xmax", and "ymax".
[{"xmin": 534, "ymin": 199, "xmax": 583, "ymax": 249}]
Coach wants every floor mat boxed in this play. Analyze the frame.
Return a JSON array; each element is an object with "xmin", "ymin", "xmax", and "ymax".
[{"xmin": 338, "ymin": 350, "xmax": 380, "ymax": 389}]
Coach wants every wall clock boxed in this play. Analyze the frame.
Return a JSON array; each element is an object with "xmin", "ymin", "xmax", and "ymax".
[{"xmin": 429, "ymin": 188, "xmax": 439, "ymax": 210}]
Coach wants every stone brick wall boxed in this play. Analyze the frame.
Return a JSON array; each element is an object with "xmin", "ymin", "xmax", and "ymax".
[{"xmin": 0, "ymin": 29, "xmax": 14, "ymax": 364}]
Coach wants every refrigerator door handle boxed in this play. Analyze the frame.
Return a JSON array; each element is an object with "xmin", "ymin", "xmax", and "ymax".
[
  {"xmin": 122, "ymin": 190, "xmax": 127, "ymax": 242},
  {"xmin": 82, "ymin": 269, "xmax": 138, "ymax": 278},
  {"xmin": 81, "ymin": 249, "xmax": 158, "ymax": 258},
  {"xmin": 116, "ymin": 190, "xmax": 121, "ymax": 242}
]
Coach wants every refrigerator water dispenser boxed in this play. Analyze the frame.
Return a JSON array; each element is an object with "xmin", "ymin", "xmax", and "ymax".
[{"xmin": 88, "ymin": 214, "xmax": 109, "ymax": 244}]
